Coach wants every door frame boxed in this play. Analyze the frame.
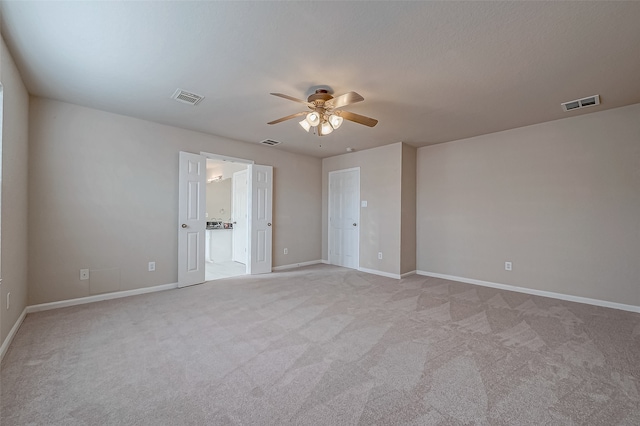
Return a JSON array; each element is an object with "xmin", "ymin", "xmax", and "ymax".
[
  {"xmin": 197, "ymin": 152, "xmax": 273, "ymax": 278},
  {"xmin": 328, "ymin": 167, "xmax": 360, "ymax": 269},
  {"xmin": 200, "ymin": 152, "xmax": 255, "ymax": 166}
]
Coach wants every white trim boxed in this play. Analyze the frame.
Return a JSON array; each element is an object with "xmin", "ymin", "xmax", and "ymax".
[
  {"xmin": 358, "ymin": 267, "xmax": 401, "ymax": 279},
  {"xmin": 321, "ymin": 259, "xmax": 330, "ymax": 264},
  {"xmin": 1, "ymin": 307, "xmax": 27, "ymax": 362},
  {"xmin": 416, "ymin": 271, "xmax": 640, "ymax": 313},
  {"xmin": 26, "ymin": 283, "xmax": 178, "ymax": 314},
  {"xmin": 400, "ymin": 270, "xmax": 417, "ymax": 278},
  {"xmin": 328, "ymin": 166, "xmax": 361, "ymax": 174},
  {"xmin": 272, "ymin": 260, "xmax": 323, "ymax": 271},
  {"xmin": 200, "ymin": 152, "xmax": 254, "ymax": 164}
]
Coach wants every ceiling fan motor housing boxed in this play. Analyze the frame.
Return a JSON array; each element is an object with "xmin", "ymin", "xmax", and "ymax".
[{"xmin": 308, "ymin": 89, "xmax": 333, "ymax": 106}]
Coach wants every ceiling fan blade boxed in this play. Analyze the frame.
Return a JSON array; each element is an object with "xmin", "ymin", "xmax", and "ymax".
[
  {"xmin": 338, "ymin": 110, "xmax": 378, "ymax": 127},
  {"xmin": 267, "ymin": 111, "xmax": 308, "ymax": 125},
  {"xmin": 325, "ymin": 91, "xmax": 364, "ymax": 109},
  {"xmin": 270, "ymin": 93, "xmax": 313, "ymax": 107}
]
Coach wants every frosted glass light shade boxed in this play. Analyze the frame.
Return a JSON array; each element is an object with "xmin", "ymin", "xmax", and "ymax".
[
  {"xmin": 320, "ymin": 121, "xmax": 334, "ymax": 135},
  {"xmin": 329, "ymin": 114, "xmax": 343, "ymax": 129},
  {"xmin": 299, "ymin": 119, "xmax": 311, "ymax": 132},
  {"xmin": 306, "ymin": 112, "xmax": 320, "ymax": 126}
]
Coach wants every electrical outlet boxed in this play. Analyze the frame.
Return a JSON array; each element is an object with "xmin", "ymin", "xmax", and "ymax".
[
  {"xmin": 378, "ymin": 252, "xmax": 383, "ymax": 260},
  {"xmin": 80, "ymin": 269, "xmax": 90, "ymax": 280},
  {"xmin": 505, "ymin": 261, "xmax": 512, "ymax": 271},
  {"xmin": 283, "ymin": 248, "xmax": 288, "ymax": 255},
  {"xmin": 6, "ymin": 292, "xmax": 10, "ymax": 310},
  {"xmin": 148, "ymin": 262, "xmax": 156, "ymax": 272}
]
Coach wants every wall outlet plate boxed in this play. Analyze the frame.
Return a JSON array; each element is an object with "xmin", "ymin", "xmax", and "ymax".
[
  {"xmin": 505, "ymin": 261, "xmax": 512, "ymax": 271},
  {"xmin": 148, "ymin": 262, "xmax": 156, "ymax": 272}
]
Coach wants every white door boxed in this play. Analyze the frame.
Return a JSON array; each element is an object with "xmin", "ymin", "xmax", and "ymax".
[
  {"xmin": 328, "ymin": 168, "xmax": 360, "ymax": 269},
  {"xmin": 232, "ymin": 169, "xmax": 248, "ymax": 264},
  {"xmin": 247, "ymin": 164, "xmax": 273, "ymax": 274},
  {"xmin": 178, "ymin": 151, "xmax": 206, "ymax": 287}
]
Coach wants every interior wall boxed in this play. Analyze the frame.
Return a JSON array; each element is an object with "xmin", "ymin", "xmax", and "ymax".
[
  {"xmin": 28, "ymin": 97, "xmax": 322, "ymax": 305},
  {"xmin": 0, "ymin": 36, "xmax": 29, "ymax": 344},
  {"xmin": 400, "ymin": 143, "xmax": 417, "ymax": 274},
  {"xmin": 206, "ymin": 179, "xmax": 232, "ymax": 221},
  {"xmin": 417, "ymin": 102, "xmax": 640, "ymax": 307},
  {"xmin": 322, "ymin": 143, "xmax": 402, "ymax": 275}
]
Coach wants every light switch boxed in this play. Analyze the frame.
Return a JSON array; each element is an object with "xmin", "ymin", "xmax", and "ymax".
[{"xmin": 361, "ymin": 201, "xmax": 367, "ymax": 207}]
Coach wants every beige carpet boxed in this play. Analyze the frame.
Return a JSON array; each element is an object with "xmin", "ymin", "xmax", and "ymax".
[{"xmin": 2, "ymin": 264, "xmax": 639, "ymax": 425}]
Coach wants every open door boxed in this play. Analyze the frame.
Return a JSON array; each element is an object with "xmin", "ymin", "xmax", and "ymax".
[
  {"xmin": 232, "ymin": 169, "xmax": 248, "ymax": 265},
  {"xmin": 247, "ymin": 164, "xmax": 273, "ymax": 274},
  {"xmin": 178, "ymin": 152, "xmax": 206, "ymax": 287}
]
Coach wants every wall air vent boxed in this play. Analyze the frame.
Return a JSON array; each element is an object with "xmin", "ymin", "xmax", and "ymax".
[
  {"xmin": 260, "ymin": 139, "xmax": 281, "ymax": 146},
  {"xmin": 171, "ymin": 89, "xmax": 204, "ymax": 106},
  {"xmin": 561, "ymin": 95, "xmax": 600, "ymax": 112}
]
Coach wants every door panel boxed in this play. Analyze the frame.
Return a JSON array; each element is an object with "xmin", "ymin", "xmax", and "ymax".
[
  {"xmin": 248, "ymin": 164, "xmax": 273, "ymax": 274},
  {"xmin": 232, "ymin": 170, "xmax": 248, "ymax": 264},
  {"xmin": 178, "ymin": 152, "xmax": 206, "ymax": 287},
  {"xmin": 329, "ymin": 168, "xmax": 360, "ymax": 269}
]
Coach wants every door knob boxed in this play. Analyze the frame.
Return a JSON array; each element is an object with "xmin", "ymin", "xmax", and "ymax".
[
  {"xmin": 353, "ymin": 223, "xmax": 357, "ymax": 226},
  {"xmin": 181, "ymin": 224, "xmax": 188, "ymax": 228},
  {"xmin": 267, "ymin": 223, "xmax": 272, "ymax": 227}
]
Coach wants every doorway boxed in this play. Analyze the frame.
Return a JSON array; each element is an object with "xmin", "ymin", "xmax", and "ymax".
[
  {"xmin": 177, "ymin": 151, "xmax": 273, "ymax": 288},
  {"xmin": 204, "ymin": 158, "xmax": 248, "ymax": 281},
  {"xmin": 328, "ymin": 168, "xmax": 360, "ymax": 269}
]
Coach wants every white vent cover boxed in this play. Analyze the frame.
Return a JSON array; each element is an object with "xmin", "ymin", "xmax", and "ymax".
[
  {"xmin": 561, "ymin": 95, "xmax": 600, "ymax": 112},
  {"xmin": 171, "ymin": 89, "xmax": 204, "ymax": 106},
  {"xmin": 260, "ymin": 139, "xmax": 281, "ymax": 146}
]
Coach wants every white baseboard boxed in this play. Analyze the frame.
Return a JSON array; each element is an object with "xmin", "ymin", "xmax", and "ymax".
[
  {"xmin": 272, "ymin": 260, "xmax": 323, "ymax": 271},
  {"xmin": 401, "ymin": 270, "xmax": 417, "ymax": 278},
  {"xmin": 416, "ymin": 270, "xmax": 640, "ymax": 313},
  {"xmin": 26, "ymin": 282, "xmax": 178, "ymax": 314},
  {"xmin": 321, "ymin": 259, "xmax": 330, "ymax": 264},
  {"xmin": 1, "ymin": 307, "xmax": 27, "ymax": 363},
  {"xmin": 358, "ymin": 267, "xmax": 401, "ymax": 279}
]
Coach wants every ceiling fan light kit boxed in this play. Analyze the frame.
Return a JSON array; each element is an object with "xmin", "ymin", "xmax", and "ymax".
[
  {"xmin": 306, "ymin": 111, "xmax": 321, "ymax": 126},
  {"xmin": 299, "ymin": 119, "xmax": 312, "ymax": 132},
  {"xmin": 269, "ymin": 88, "xmax": 378, "ymax": 136},
  {"xmin": 329, "ymin": 114, "xmax": 343, "ymax": 129},
  {"xmin": 320, "ymin": 121, "xmax": 334, "ymax": 135}
]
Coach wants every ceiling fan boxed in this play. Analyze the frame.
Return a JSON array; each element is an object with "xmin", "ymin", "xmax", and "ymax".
[{"xmin": 268, "ymin": 89, "xmax": 378, "ymax": 136}]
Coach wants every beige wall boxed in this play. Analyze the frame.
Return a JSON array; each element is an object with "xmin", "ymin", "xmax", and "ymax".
[
  {"xmin": 417, "ymin": 103, "xmax": 640, "ymax": 306},
  {"xmin": 1, "ymin": 37, "xmax": 29, "ymax": 344},
  {"xmin": 206, "ymin": 179, "xmax": 232, "ymax": 221},
  {"xmin": 323, "ymin": 143, "xmax": 403, "ymax": 275},
  {"xmin": 28, "ymin": 97, "xmax": 322, "ymax": 304},
  {"xmin": 400, "ymin": 143, "xmax": 417, "ymax": 274}
]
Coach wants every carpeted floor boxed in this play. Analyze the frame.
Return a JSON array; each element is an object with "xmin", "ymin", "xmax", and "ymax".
[{"xmin": 1, "ymin": 264, "xmax": 639, "ymax": 425}]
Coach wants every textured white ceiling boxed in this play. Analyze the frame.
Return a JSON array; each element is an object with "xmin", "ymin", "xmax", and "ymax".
[{"xmin": 2, "ymin": 1, "xmax": 639, "ymax": 158}]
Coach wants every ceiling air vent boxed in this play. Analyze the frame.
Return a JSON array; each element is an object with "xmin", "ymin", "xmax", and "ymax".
[
  {"xmin": 561, "ymin": 95, "xmax": 600, "ymax": 112},
  {"xmin": 260, "ymin": 139, "xmax": 281, "ymax": 146},
  {"xmin": 171, "ymin": 89, "xmax": 204, "ymax": 106}
]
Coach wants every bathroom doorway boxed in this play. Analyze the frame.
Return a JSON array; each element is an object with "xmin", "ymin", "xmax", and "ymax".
[
  {"xmin": 204, "ymin": 157, "xmax": 248, "ymax": 281},
  {"xmin": 178, "ymin": 151, "xmax": 273, "ymax": 287}
]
